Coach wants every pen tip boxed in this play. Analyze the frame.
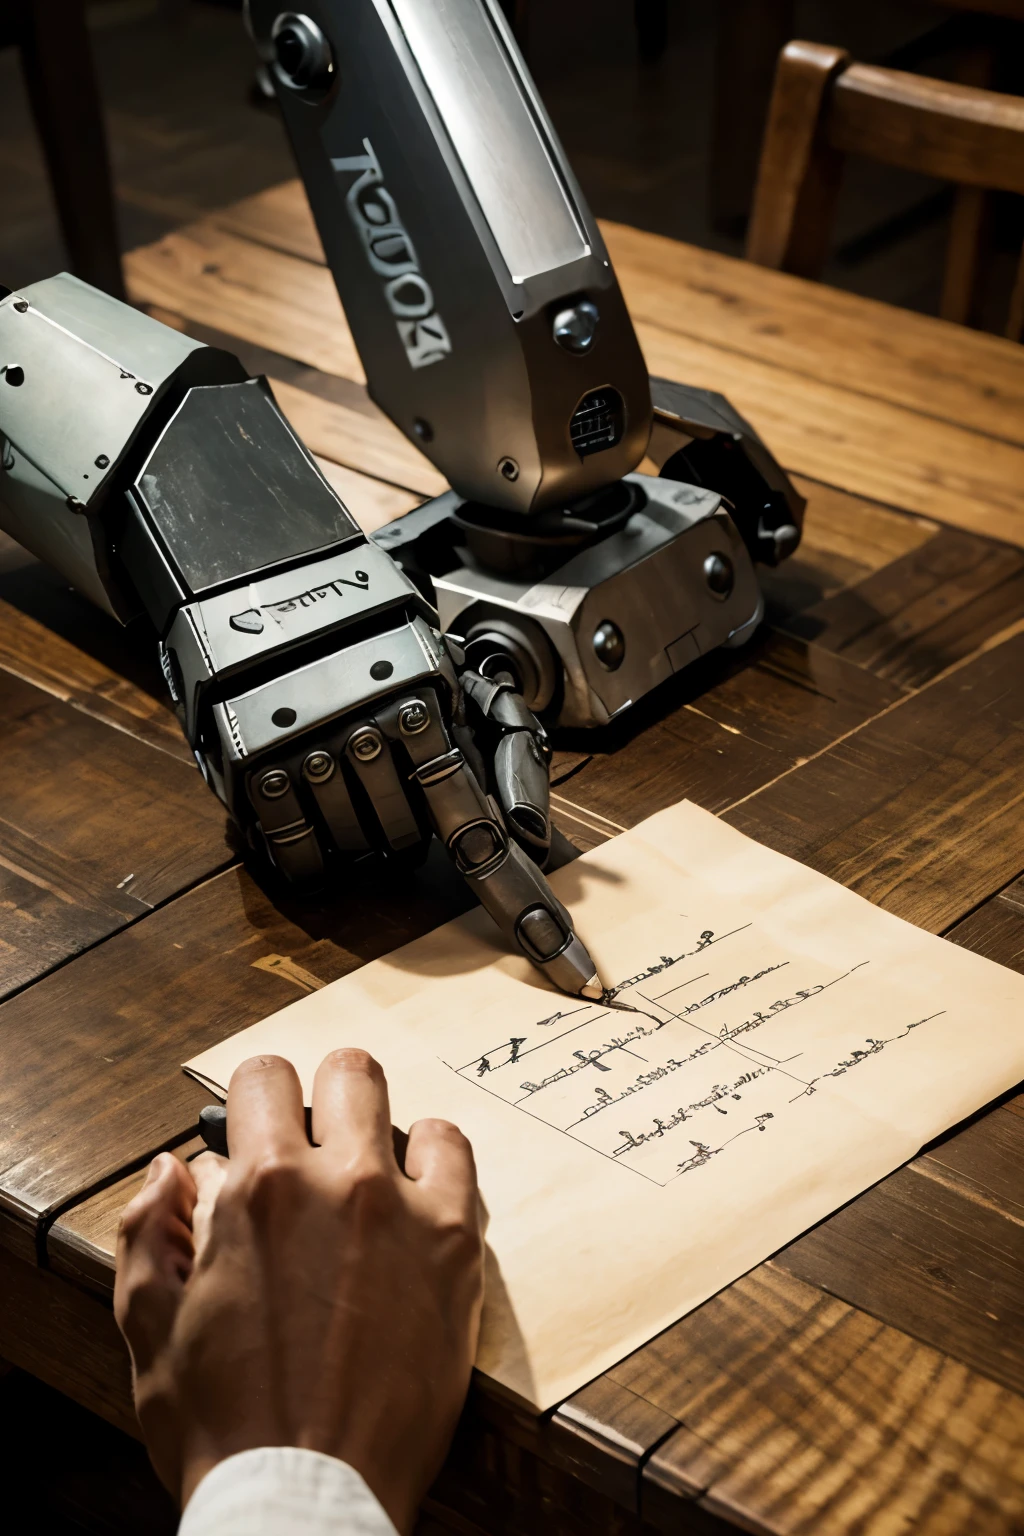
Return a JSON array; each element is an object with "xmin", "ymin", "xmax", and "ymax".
[{"xmin": 579, "ymin": 974, "xmax": 605, "ymax": 1001}]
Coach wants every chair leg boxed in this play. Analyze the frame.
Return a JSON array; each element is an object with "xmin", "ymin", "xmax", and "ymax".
[
  {"xmin": 18, "ymin": 0, "xmax": 124, "ymax": 298},
  {"xmin": 745, "ymin": 41, "xmax": 850, "ymax": 279},
  {"xmin": 940, "ymin": 185, "xmax": 987, "ymax": 327},
  {"xmin": 1007, "ymin": 241, "xmax": 1024, "ymax": 344}
]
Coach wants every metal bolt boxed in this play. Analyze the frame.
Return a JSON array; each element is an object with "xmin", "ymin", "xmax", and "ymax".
[
  {"xmin": 302, "ymin": 750, "xmax": 335, "ymax": 783},
  {"xmin": 259, "ymin": 768, "xmax": 290, "ymax": 799},
  {"xmin": 399, "ymin": 699, "xmax": 430, "ymax": 736},
  {"xmin": 350, "ymin": 728, "xmax": 383, "ymax": 763},
  {"xmin": 498, "ymin": 457, "xmax": 519, "ymax": 482},
  {"xmin": 703, "ymin": 551, "xmax": 734, "ymax": 598},
  {"xmin": 592, "ymin": 619, "xmax": 625, "ymax": 671},
  {"xmin": 552, "ymin": 298, "xmax": 600, "ymax": 355}
]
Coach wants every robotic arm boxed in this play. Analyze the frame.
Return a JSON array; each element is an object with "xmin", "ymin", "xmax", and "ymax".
[
  {"xmin": 0, "ymin": 0, "xmax": 805, "ymax": 995},
  {"xmin": 249, "ymin": 0, "xmax": 804, "ymax": 729},
  {"xmin": 0, "ymin": 276, "xmax": 599, "ymax": 997}
]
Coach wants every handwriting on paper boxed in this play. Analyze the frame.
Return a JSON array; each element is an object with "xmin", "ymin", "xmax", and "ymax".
[{"xmin": 448, "ymin": 922, "xmax": 944, "ymax": 1186}]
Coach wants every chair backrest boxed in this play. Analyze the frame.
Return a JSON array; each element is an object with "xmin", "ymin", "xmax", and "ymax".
[{"xmin": 746, "ymin": 40, "xmax": 1024, "ymax": 340}]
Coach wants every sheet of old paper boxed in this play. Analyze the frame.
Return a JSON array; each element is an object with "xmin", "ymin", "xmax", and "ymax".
[{"xmin": 186, "ymin": 800, "xmax": 1024, "ymax": 1411}]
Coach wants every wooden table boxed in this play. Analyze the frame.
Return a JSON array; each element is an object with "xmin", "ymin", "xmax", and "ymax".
[{"xmin": 1, "ymin": 182, "xmax": 1024, "ymax": 1535}]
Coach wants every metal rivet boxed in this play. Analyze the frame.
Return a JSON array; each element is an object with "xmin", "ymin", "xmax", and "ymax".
[
  {"xmin": 302, "ymin": 750, "xmax": 334, "ymax": 783},
  {"xmin": 593, "ymin": 620, "xmax": 625, "ymax": 671},
  {"xmin": 272, "ymin": 706, "xmax": 297, "ymax": 728},
  {"xmin": 552, "ymin": 298, "xmax": 599, "ymax": 355},
  {"xmin": 259, "ymin": 769, "xmax": 290, "ymax": 799},
  {"xmin": 703, "ymin": 552, "xmax": 734, "ymax": 598},
  {"xmin": 350, "ymin": 728, "xmax": 382, "ymax": 763},
  {"xmin": 498, "ymin": 457, "xmax": 519, "ymax": 482},
  {"xmin": 399, "ymin": 699, "xmax": 430, "ymax": 735}
]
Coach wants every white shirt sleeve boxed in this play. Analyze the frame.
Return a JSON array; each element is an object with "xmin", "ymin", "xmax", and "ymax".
[{"xmin": 178, "ymin": 1447, "xmax": 399, "ymax": 1536}]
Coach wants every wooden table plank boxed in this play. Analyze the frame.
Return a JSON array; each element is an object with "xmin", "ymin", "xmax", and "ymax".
[
  {"xmin": 634, "ymin": 1264, "xmax": 1024, "ymax": 1536},
  {"xmin": 724, "ymin": 629, "xmax": 1024, "ymax": 934},
  {"xmin": 124, "ymin": 223, "xmax": 365, "ymax": 384},
  {"xmin": 604, "ymin": 220, "xmax": 1024, "ymax": 449},
  {"xmin": 549, "ymin": 630, "xmax": 903, "ymax": 845},
  {"xmin": 0, "ymin": 671, "xmax": 232, "ymax": 1000},
  {"xmin": 124, "ymin": 200, "xmax": 1024, "ymax": 549},
  {"xmin": 635, "ymin": 320, "xmax": 1024, "ymax": 546},
  {"xmin": 209, "ymin": 179, "xmax": 1024, "ymax": 454},
  {"xmin": 0, "ymin": 847, "xmax": 473, "ymax": 1255},
  {"xmin": 783, "ymin": 527, "xmax": 1024, "ymax": 690},
  {"xmin": 270, "ymin": 377, "xmax": 447, "ymax": 498},
  {"xmin": 22, "ymin": 178, "xmax": 1024, "ymax": 1536},
  {"xmin": 0, "ymin": 593, "xmax": 188, "ymax": 762}
]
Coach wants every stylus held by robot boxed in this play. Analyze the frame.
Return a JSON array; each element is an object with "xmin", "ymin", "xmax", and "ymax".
[{"xmin": 0, "ymin": 0, "xmax": 804, "ymax": 999}]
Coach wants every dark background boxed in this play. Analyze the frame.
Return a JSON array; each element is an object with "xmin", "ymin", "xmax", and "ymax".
[{"xmin": 2, "ymin": 0, "xmax": 1022, "ymax": 330}]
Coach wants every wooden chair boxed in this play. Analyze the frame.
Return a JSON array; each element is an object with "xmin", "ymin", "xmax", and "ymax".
[
  {"xmin": 1, "ymin": 0, "xmax": 124, "ymax": 297},
  {"xmin": 745, "ymin": 40, "xmax": 1024, "ymax": 340}
]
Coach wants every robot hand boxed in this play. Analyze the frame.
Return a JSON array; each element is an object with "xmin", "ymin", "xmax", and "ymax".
[
  {"xmin": 0, "ymin": 276, "xmax": 600, "ymax": 997},
  {"xmin": 225, "ymin": 636, "xmax": 598, "ymax": 998}
]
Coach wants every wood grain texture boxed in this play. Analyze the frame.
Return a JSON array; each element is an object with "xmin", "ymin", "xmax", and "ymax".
[
  {"xmin": 0, "ymin": 670, "xmax": 232, "ymax": 998},
  {"xmin": 632, "ymin": 1264, "xmax": 1024, "ymax": 1535},
  {"xmin": 745, "ymin": 40, "xmax": 849, "ymax": 276},
  {"xmin": 313, "ymin": 454, "xmax": 422, "ymax": 535},
  {"xmin": 603, "ymin": 218, "xmax": 1024, "ymax": 449},
  {"xmin": 0, "ymin": 593, "xmax": 188, "ymax": 761},
  {"xmin": 123, "ymin": 189, "xmax": 1024, "ymax": 546},
  {"xmin": 764, "ymin": 881, "xmax": 1024, "ymax": 1401},
  {"xmin": 0, "ymin": 845, "xmax": 472, "ymax": 1253},
  {"xmin": 776, "ymin": 1106, "xmax": 1024, "ymax": 1400},
  {"xmin": 0, "ymin": 1242, "xmax": 135, "ymax": 1437},
  {"xmin": 830, "ymin": 65, "xmax": 1024, "ymax": 195},
  {"xmin": 124, "ymin": 221, "xmax": 365, "ymax": 383},
  {"xmin": 726, "ymin": 628, "xmax": 1024, "ymax": 933},
  {"xmin": 634, "ymin": 318, "xmax": 1024, "ymax": 545},
  {"xmin": 209, "ymin": 178, "xmax": 1024, "ymax": 452},
  {"xmin": 550, "ymin": 630, "xmax": 903, "ymax": 835},
  {"xmin": 270, "ymin": 376, "xmax": 447, "ymax": 498},
  {"xmin": 784, "ymin": 526, "xmax": 1024, "ymax": 688}
]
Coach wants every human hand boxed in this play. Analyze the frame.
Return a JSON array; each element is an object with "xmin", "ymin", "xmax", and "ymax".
[{"xmin": 114, "ymin": 1050, "xmax": 484, "ymax": 1533}]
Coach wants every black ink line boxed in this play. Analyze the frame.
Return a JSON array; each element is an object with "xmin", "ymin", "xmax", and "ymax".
[
  {"xmin": 443, "ymin": 1059, "xmax": 666, "ymax": 1185},
  {"xmin": 648, "ymin": 971, "xmax": 710, "ymax": 1002},
  {"xmin": 454, "ymin": 1007, "xmax": 608, "ymax": 1074},
  {"xmin": 788, "ymin": 1011, "xmax": 945, "ymax": 1102},
  {"xmin": 632, "ymin": 990, "xmax": 815, "ymax": 1090}
]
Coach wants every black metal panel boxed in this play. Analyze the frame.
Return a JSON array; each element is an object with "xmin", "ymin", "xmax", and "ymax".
[{"xmin": 133, "ymin": 377, "xmax": 361, "ymax": 594}]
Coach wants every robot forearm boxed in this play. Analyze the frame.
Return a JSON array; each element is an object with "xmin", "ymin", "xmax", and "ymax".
[{"xmin": 0, "ymin": 275, "xmax": 600, "ymax": 996}]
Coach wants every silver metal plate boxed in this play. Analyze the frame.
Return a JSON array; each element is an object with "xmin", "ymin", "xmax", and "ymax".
[
  {"xmin": 219, "ymin": 615, "xmax": 442, "ymax": 759},
  {"xmin": 387, "ymin": 0, "xmax": 588, "ymax": 282}
]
